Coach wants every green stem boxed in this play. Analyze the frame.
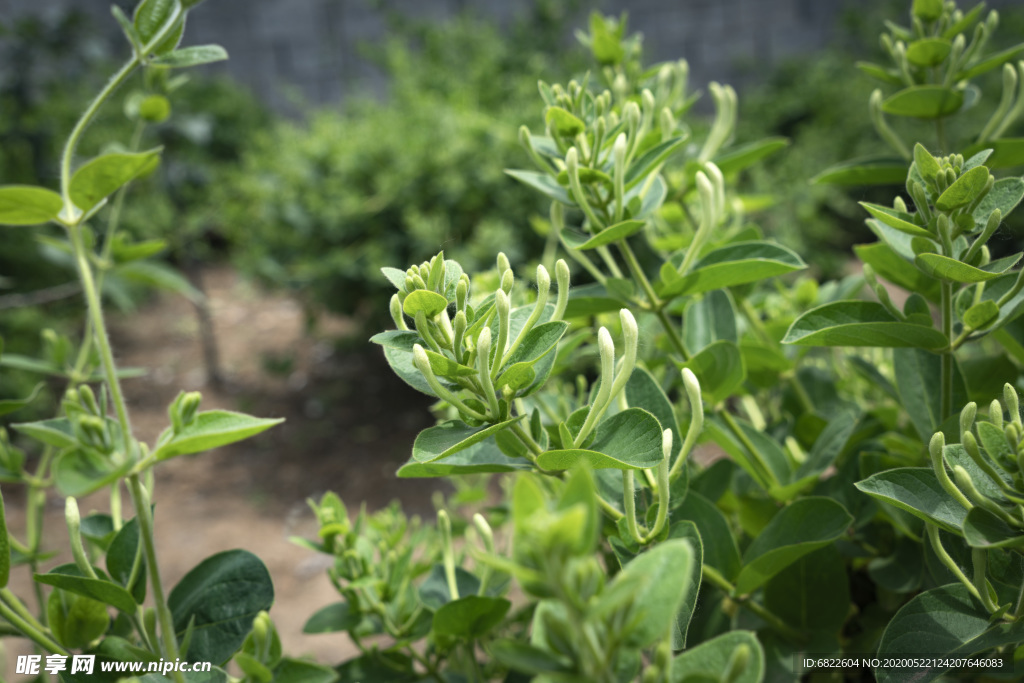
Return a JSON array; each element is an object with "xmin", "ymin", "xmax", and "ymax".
[
  {"xmin": 699, "ymin": 565, "xmax": 803, "ymax": 643},
  {"xmin": 941, "ymin": 281, "xmax": 954, "ymax": 424},
  {"xmin": 128, "ymin": 477, "xmax": 180, "ymax": 662},
  {"xmin": 0, "ymin": 594, "xmax": 68, "ymax": 655},
  {"xmin": 617, "ymin": 240, "xmax": 660, "ymax": 309},
  {"xmin": 721, "ymin": 411, "xmax": 777, "ymax": 488},
  {"xmin": 927, "ymin": 524, "xmax": 985, "ymax": 604}
]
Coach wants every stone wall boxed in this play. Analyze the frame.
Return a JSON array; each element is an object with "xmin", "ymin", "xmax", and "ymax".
[{"xmin": 1, "ymin": 0, "xmax": 1014, "ymax": 112}]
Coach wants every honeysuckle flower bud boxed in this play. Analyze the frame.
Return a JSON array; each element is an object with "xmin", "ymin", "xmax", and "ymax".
[
  {"xmin": 870, "ymin": 89, "xmax": 910, "ymax": 160},
  {"xmin": 894, "ymin": 196, "xmax": 908, "ymax": 213},
  {"xmin": 706, "ymin": 161, "xmax": 726, "ymax": 219},
  {"xmin": 613, "ymin": 133, "xmax": 628, "ymax": 220},
  {"xmin": 724, "ymin": 644, "xmax": 752, "ymax": 683},
  {"xmin": 574, "ymin": 327, "xmax": 616, "ymax": 448},
  {"xmin": 931, "ymin": 431, "xmax": 973, "ymax": 510},
  {"xmin": 389, "ymin": 294, "xmax": 406, "ymax": 330},
  {"xmin": 660, "ymin": 106, "xmax": 675, "ymax": 139},
  {"xmin": 496, "ymin": 252, "xmax": 510, "ymax": 274},
  {"xmin": 455, "ymin": 279, "xmax": 468, "ymax": 314},
  {"xmin": 613, "ymin": 73, "xmax": 629, "ymax": 102},
  {"xmin": 624, "ymin": 101, "xmax": 641, "ymax": 135},
  {"xmin": 473, "ymin": 513, "xmax": 495, "ymax": 554},
  {"xmin": 609, "ymin": 309, "xmax": 638, "ymax": 399},
  {"xmin": 960, "ymin": 402, "xmax": 977, "ymax": 442},
  {"xmin": 671, "ymin": 367, "xmax": 704, "ymax": 482},
  {"xmin": 553, "ymin": 259, "xmax": 570, "ymax": 321},
  {"xmin": 66, "ymin": 497, "xmax": 98, "ymax": 580},
  {"xmin": 992, "ymin": 398, "xmax": 1005, "ymax": 431},
  {"xmin": 1006, "ymin": 384, "xmax": 1022, "ymax": 429},
  {"xmin": 696, "ymin": 171, "xmax": 716, "ymax": 230},
  {"xmin": 492, "ymin": 289, "xmax": 511, "ymax": 377},
  {"xmin": 501, "ymin": 268, "xmax": 514, "ymax": 295},
  {"xmin": 452, "ymin": 310, "xmax": 467, "ymax": 362}
]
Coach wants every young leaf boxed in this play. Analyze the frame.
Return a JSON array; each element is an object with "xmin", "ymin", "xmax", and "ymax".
[
  {"xmin": 735, "ymin": 497, "xmax": 853, "ymax": 594},
  {"xmin": 679, "ymin": 339, "xmax": 745, "ymax": 405},
  {"xmin": 168, "ymin": 550, "xmax": 274, "ymax": 664},
  {"xmin": 54, "ymin": 450, "xmax": 134, "ymax": 498},
  {"xmin": 973, "ymin": 177, "xmax": 1024, "ymax": 223},
  {"xmin": 957, "ymin": 44, "xmax": 1024, "ymax": 80},
  {"xmin": 712, "ymin": 137, "xmax": 789, "ymax": 177},
  {"xmin": 35, "ymin": 565, "xmax": 137, "ymax": 613},
  {"xmin": 934, "ymin": 166, "xmax": 991, "ymax": 211},
  {"xmin": 411, "ymin": 418, "xmax": 523, "ymax": 464},
  {"xmin": 505, "ymin": 170, "xmax": 573, "ymax": 204},
  {"xmin": 563, "ymin": 219, "xmax": 645, "ymax": 250},
  {"xmin": 670, "ymin": 631, "xmax": 765, "ymax": 683},
  {"xmin": 812, "ymin": 156, "xmax": 908, "ymax": 186},
  {"xmin": 783, "ymin": 301, "xmax": 948, "ymax": 349},
  {"xmin": 855, "ymin": 468, "xmax": 967, "ymax": 532},
  {"xmin": 432, "ymin": 596, "xmax": 511, "ymax": 638},
  {"xmin": 905, "ymin": 38, "xmax": 952, "ymax": 67},
  {"xmin": 914, "ymin": 252, "xmax": 1019, "ymax": 283},
  {"xmin": 402, "ymin": 290, "xmax": 448, "ymax": 318},
  {"xmin": 149, "ymin": 44, "xmax": 228, "ymax": 68},
  {"xmin": 537, "ymin": 408, "xmax": 663, "ymax": 470},
  {"xmin": 594, "ymin": 538, "xmax": 694, "ymax": 648},
  {"xmin": 106, "ymin": 518, "xmax": 146, "ymax": 604},
  {"xmin": 397, "ymin": 436, "xmax": 531, "ymax": 477},
  {"xmin": 893, "ymin": 347, "xmax": 968, "ymax": 440},
  {"xmin": 69, "ymin": 150, "xmax": 161, "ymax": 214},
  {"xmin": 625, "ymin": 367, "xmax": 681, "ymax": 463},
  {"xmin": 12, "ymin": 417, "xmax": 77, "ymax": 449},
  {"xmin": 153, "ymin": 411, "xmax": 284, "ymax": 460},
  {"xmin": 0, "ymin": 185, "xmax": 64, "ymax": 226},
  {"xmin": 624, "ymin": 136, "xmax": 688, "ymax": 188},
  {"xmin": 963, "ymin": 138, "xmax": 1024, "ymax": 169},
  {"xmin": 854, "ymin": 242, "xmax": 941, "ymax": 302},
  {"xmin": 881, "ymin": 85, "xmax": 965, "ymax": 119},
  {"xmin": 545, "ymin": 107, "xmax": 585, "ymax": 137},
  {"xmin": 113, "ymin": 260, "xmax": 203, "ymax": 303},
  {"xmin": 303, "ymin": 602, "xmax": 360, "ymax": 634},
  {"xmin": 134, "ymin": 0, "xmax": 183, "ymax": 51},
  {"xmin": 673, "ymin": 491, "xmax": 742, "ymax": 580},
  {"xmin": 667, "ymin": 521, "xmax": 703, "ymax": 648},
  {"xmin": 658, "ymin": 241, "xmax": 805, "ymax": 298},
  {"xmin": 684, "ymin": 289, "xmax": 738, "ymax": 352},
  {"xmin": 859, "ymin": 202, "xmax": 932, "ymax": 238},
  {"xmin": 962, "ymin": 507, "xmax": 1024, "ymax": 549},
  {"xmin": 876, "ymin": 584, "xmax": 1024, "ymax": 683}
]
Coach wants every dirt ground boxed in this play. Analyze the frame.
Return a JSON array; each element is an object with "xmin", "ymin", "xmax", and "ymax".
[{"xmin": 3, "ymin": 265, "xmax": 445, "ymax": 673}]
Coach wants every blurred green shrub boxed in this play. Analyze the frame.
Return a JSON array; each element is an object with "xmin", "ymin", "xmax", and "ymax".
[{"xmin": 218, "ymin": 5, "xmax": 583, "ymax": 330}]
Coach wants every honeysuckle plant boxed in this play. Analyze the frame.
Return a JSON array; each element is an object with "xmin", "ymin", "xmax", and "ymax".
[{"xmin": 0, "ymin": 2, "xmax": 330, "ymax": 681}]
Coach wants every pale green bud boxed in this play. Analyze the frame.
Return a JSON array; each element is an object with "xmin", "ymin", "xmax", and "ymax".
[
  {"xmin": 960, "ymin": 402, "xmax": 977, "ymax": 441},
  {"xmin": 991, "ymin": 398, "xmax": 1004, "ymax": 431}
]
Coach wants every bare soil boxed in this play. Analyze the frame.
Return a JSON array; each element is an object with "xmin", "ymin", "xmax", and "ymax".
[{"xmin": 4, "ymin": 265, "xmax": 445, "ymax": 671}]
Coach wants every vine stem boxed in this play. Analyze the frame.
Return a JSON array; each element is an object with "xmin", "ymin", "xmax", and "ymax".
[{"xmin": 0, "ymin": 595, "xmax": 68, "ymax": 656}]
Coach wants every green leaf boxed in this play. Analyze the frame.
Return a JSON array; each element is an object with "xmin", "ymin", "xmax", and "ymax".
[
  {"xmin": 854, "ymin": 242, "xmax": 940, "ymax": 302},
  {"xmin": 893, "ymin": 347, "xmax": 967, "ymax": 441},
  {"xmin": 812, "ymin": 156, "xmax": 908, "ymax": 186},
  {"xmin": 497, "ymin": 320, "xmax": 569, "ymax": 395},
  {"xmin": 942, "ymin": 2, "xmax": 986, "ymax": 39},
  {"xmin": 564, "ymin": 219, "xmax": 645, "ymax": 250},
  {"xmin": 505, "ymin": 169, "xmax": 573, "ymax": 204},
  {"xmin": 658, "ymin": 241, "xmax": 805, "ymax": 298},
  {"xmin": 667, "ymin": 521, "xmax": 703, "ymax": 648},
  {"xmin": 272, "ymin": 659, "xmax": 339, "ymax": 683},
  {"xmin": 489, "ymin": 639, "xmax": 572, "ymax": 675},
  {"xmin": 958, "ymin": 44, "xmax": 1024, "ymax": 80},
  {"xmin": 397, "ymin": 435, "xmax": 531, "ymax": 477},
  {"xmin": 48, "ymin": 588, "xmax": 109, "ymax": 650},
  {"xmin": 882, "ymin": 85, "xmax": 965, "ymax": 119},
  {"xmin": 70, "ymin": 150, "xmax": 161, "ymax": 214},
  {"xmin": 537, "ymin": 408, "xmax": 663, "ymax": 470},
  {"xmin": 973, "ymin": 177, "xmax": 1024, "ymax": 223},
  {"xmin": 625, "ymin": 367, "xmax": 681, "ymax": 463},
  {"xmin": 0, "ymin": 185, "xmax": 64, "ymax": 226},
  {"xmin": 561, "ymin": 283, "xmax": 622, "ymax": 317},
  {"xmin": 914, "ymin": 142, "xmax": 942, "ymax": 181},
  {"xmin": 673, "ymin": 491, "xmax": 741, "ymax": 581},
  {"xmin": 794, "ymin": 409, "xmax": 859, "ymax": 480},
  {"xmin": 153, "ymin": 410, "xmax": 283, "ymax": 461},
  {"xmin": 764, "ymin": 545, "xmax": 849, "ymax": 633},
  {"xmin": 106, "ymin": 518, "xmax": 145, "ymax": 604},
  {"xmin": 419, "ymin": 565, "xmax": 486, "ymax": 610},
  {"xmin": 150, "ymin": 44, "xmax": 228, "ymax": 68},
  {"xmin": 401, "ymin": 289, "xmax": 448, "ymax": 318},
  {"xmin": 964, "ymin": 299, "xmax": 1000, "ymax": 330},
  {"xmin": 12, "ymin": 417, "xmax": 77, "ymax": 449},
  {"xmin": 855, "ymin": 468, "xmax": 967, "ymax": 532},
  {"xmin": 684, "ymin": 289, "xmax": 738, "ymax": 352},
  {"xmin": 545, "ymin": 107, "xmax": 585, "ymax": 137},
  {"xmin": 412, "ymin": 418, "xmax": 523, "ymax": 464},
  {"xmin": 54, "ymin": 450, "xmax": 133, "ymax": 497},
  {"xmin": 860, "ymin": 202, "xmax": 932, "ymax": 238},
  {"xmin": 783, "ymin": 301, "xmax": 948, "ymax": 349},
  {"xmin": 303, "ymin": 602, "xmax": 360, "ymax": 634},
  {"xmin": 134, "ymin": 0, "xmax": 182, "ymax": 50},
  {"xmin": 962, "ymin": 507, "xmax": 1024, "ymax": 549},
  {"xmin": 915, "ymin": 252, "xmax": 1018, "ymax": 283},
  {"xmin": 934, "ymin": 165, "xmax": 991, "ymax": 211},
  {"xmin": 114, "ymin": 260, "xmax": 203, "ymax": 303},
  {"xmin": 705, "ymin": 416, "xmax": 791, "ymax": 491},
  {"xmin": 422, "ymin": 349, "xmax": 475, "ymax": 379},
  {"xmin": 670, "ymin": 631, "xmax": 765, "ymax": 683},
  {"xmin": 595, "ymin": 538, "xmax": 694, "ymax": 648},
  {"xmin": 679, "ymin": 340, "xmax": 745, "ymax": 405},
  {"xmin": 869, "ymin": 536, "xmax": 924, "ymax": 593},
  {"xmin": 35, "ymin": 564, "xmax": 137, "ymax": 613},
  {"xmin": 432, "ymin": 595, "xmax": 510, "ymax": 638},
  {"xmin": 906, "ymin": 38, "xmax": 952, "ymax": 67},
  {"xmin": 857, "ymin": 61, "xmax": 906, "ymax": 86},
  {"xmin": 912, "ymin": 0, "xmax": 943, "ymax": 21},
  {"xmin": 625, "ymin": 137, "xmax": 688, "ymax": 188},
  {"xmin": 713, "ymin": 137, "xmax": 789, "ymax": 177},
  {"xmin": 876, "ymin": 583, "xmax": 1024, "ymax": 683},
  {"xmin": 735, "ymin": 497, "xmax": 853, "ymax": 594},
  {"xmin": 169, "ymin": 550, "xmax": 274, "ymax": 664}
]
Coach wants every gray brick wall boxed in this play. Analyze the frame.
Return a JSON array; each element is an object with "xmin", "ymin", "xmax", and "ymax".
[{"xmin": 1, "ymin": 0, "xmax": 1017, "ymax": 112}]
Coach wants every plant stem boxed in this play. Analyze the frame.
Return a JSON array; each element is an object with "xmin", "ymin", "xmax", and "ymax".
[
  {"xmin": 0, "ymin": 594, "xmax": 67, "ymax": 655},
  {"xmin": 616, "ymin": 240, "xmax": 660, "ymax": 309},
  {"xmin": 700, "ymin": 565, "xmax": 803, "ymax": 642},
  {"xmin": 941, "ymin": 281, "xmax": 954, "ymax": 424}
]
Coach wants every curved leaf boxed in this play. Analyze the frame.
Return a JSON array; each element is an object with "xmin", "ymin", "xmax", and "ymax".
[
  {"xmin": 735, "ymin": 497, "xmax": 853, "ymax": 594},
  {"xmin": 915, "ymin": 252, "xmax": 1019, "ymax": 283},
  {"xmin": 670, "ymin": 631, "xmax": 765, "ymax": 683},
  {"xmin": 35, "ymin": 565, "xmax": 137, "ymax": 613},
  {"xmin": 812, "ymin": 156, "xmax": 908, "ymax": 186},
  {"xmin": 962, "ymin": 507, "xmax": 1024, "ymax": 549},
  {"xmin": 860, "ymin": 202, "xmax": 932, "ymax": 238},
  {"xmin": 54, "ymin": 450, "xmax": 134, "ymax": 497},
  {"xmin": 397, "ymin": 435, "xmax": 531, "ymax": 477},
  {"xmin": 679, "ymin": 339, "xmax": 745, "ymax": 404},
  {"xmin": 673, "ymin": 491, "xmax": 742, "ymax": 581},
  {"xmin": 537, "ymin": 408, "xmax": 663, "ymax": 470},
  {"xmin": 882, "ymin": 85, "xmax": 964, "ymax": 119},
  {"xmin": 70, "ymin": 150, "xmax": 162, "ymax": 214},
  {"xmin": 433, "ymin": 596, "xmax": 510, "ymax": 638},
  {"xmin": 659, "ymin": 241, "xmax": 805, "ymax": 298},
  {"xmin": 153, "ymin": 410, "xmax": 283, "ymax": 460},
  {"xmin": 402, "ymin": 290, "xmax": 448, "ymax": 318},
  {"xmin": 783, "ymin": 301, "xmax": 948, "ymax": 349},
  {"xmin": 168, "ymin": 550, "xmax": 274, "ymax": 665},
  {"xmin": 855, "ymin": 467, "xmax": 966, "ymax": 532},
  {"xmin": 150, "ymin": 44, "xmax": 228, "ymax": 68},
  {"xmin": 563, "ymin": 219, "xmax": 645, "ymax": 250},
  {"xmin": 411, "ymin": 418, "xmax": 523, "ymax": 464},
  {"xmin": 876, "ymin": 584, "xmax": 1023, "ymax": 683},
  {"xmin": 505, "ymin": 170, "xmax": 573, "ymax": 204},
  {"xmin": 713, "ymin": 137, "xmax": 789, "ymax": 177},
  {"xmin": 934, "ymin": 165, "xmax": 990, "ymax": 211},
  {"xmin": 906, "ymin": 38, "xmax": 951, "ymax": 67},
  {"xmin": 0, "ymin": 185, "xmax": 64, "ymax": 226},
  {"xmin": 973, "ymin": 176, "xmax": 1024, "ymax": 222},
  {"xmin": 626, "ymin": 136, "xmax": 688, "ymax": 188}
]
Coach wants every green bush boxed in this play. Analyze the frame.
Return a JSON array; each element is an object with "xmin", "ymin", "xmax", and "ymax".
[{"xmin": 219, "ymin": 7, "xmax": 584, "ymax": 329}]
